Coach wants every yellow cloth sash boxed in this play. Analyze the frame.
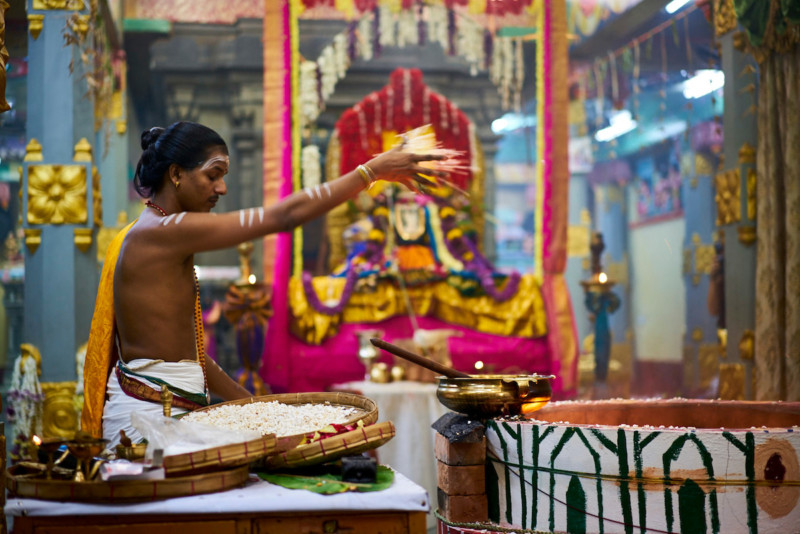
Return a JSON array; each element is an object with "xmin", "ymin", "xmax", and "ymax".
[{"xmin": 81, "ymin": 221, "xmax": 136, "ymax": 438}]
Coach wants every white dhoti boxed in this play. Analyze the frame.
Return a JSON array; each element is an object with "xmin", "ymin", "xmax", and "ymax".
[{"xmin": 102, "ymin": 359, "xmax": 206, "ymax": 448}]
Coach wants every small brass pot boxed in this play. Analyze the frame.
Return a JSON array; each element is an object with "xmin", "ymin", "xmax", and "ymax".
[{"xmin": 436, "ymin": 374, "xmax": 555, "ymax": 418}]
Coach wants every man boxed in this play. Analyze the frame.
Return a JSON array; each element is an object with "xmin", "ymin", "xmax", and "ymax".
[{"xmin": 82, "ymin": 121, "xmax": 446, "ymax": 446}]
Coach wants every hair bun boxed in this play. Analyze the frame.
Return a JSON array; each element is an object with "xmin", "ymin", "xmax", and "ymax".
[{"xmin": 140, "ymin": 127, "xmax": 165, "ymax": 150}]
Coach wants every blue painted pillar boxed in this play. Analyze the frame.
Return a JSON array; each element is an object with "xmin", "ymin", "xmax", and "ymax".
[
  {"xmin": 23, "ymin": 1, "xmax": 98, "ymax": 384},
  {"xmin": 681, "ymin": 147, "xmax": 719, "ymax": 394},
  {"xmin": 716, "ymin": 28, "xmax": 758, "ymax": 399}
]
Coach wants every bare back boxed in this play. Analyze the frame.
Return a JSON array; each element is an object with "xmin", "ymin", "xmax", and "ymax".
[{"xmin": 114, "ymin": 215, "xmax": 198, "ymax": 363}]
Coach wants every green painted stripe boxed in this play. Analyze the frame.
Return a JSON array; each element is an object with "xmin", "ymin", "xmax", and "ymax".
[
  {"xmin": 723, "ymin": 431, "xmax": 758, "ymax": 534},
  {"xmin": 617, "ymin": 429, "xmax": 634, "ymax": 534}
]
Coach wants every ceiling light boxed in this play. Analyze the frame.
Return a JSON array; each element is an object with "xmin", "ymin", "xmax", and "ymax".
[
  {"xmin": 594, "ymin": 110, "xmax": 637, "ymax": 143},
  {"xmin": 491, "ymin": 113, "xmax": 536, "ymax": 134},
  {"xmin": 665, "ymin": 0, "xmax": 692, "ymax": 14},
  {"xmin": 682, "ymin": 70, "xmax": 725, "ymax": 99}
]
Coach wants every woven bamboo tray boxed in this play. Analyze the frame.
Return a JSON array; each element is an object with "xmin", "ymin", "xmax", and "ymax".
[
  {"xmin": 6, "ymin": 464, "xmax": 250, "ymax": 503},
  {"xmin": 264, "ymin": 421, "xmax": 395, "ymax": 470},
  {"xmin": 189, "ymin": 392, "xmax": 379, "ymax": 453},
  {"xmin": 163, "ymin": 434, "xmax": 277, "ymax": 477}
]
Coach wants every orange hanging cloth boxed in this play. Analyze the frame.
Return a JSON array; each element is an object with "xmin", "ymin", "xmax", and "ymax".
[{"xmin": 81, "ymin": 221, "xmax": 136, "ymax": 438}]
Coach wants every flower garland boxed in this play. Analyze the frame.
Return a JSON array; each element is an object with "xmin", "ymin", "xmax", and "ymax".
[
  {"xmin": 6, "ymin": 354, "xmax": 44, "ymax": 461},
  {"xmin": 298, "ymin": 3, "xmax": 527, "ymax": 131},
  {"xmin": 301, "ymin": 144, "xmax": 321, "ymax": 189}
]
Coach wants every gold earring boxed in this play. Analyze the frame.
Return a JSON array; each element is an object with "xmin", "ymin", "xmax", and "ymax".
[{"xmin": 175, "ymin": 180, "xmax": 181, "ymax": 190}]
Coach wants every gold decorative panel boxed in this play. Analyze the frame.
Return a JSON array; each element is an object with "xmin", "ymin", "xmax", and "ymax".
[
  {"xmin": 695, "ymin": 153, "xmax": 714, "ymax": 176},
  {"xmin": 41, "ymin": 381, "xmax": 78, "ymax": 439},
  {"xmin": 738, "ymin": 142, "xmax": 755, "ymax": 164},
  {"xmin": 714, "ymin": 0, "xmax": 738, "ymax": 37},
  {"xmin": 715, "ymin": 169, "xmax": 741, "ymax": 225},
  {"xmin": 738, "ymin": 225, "xmax": 756, "ymax": 246},
  {"xmin": 73, "ymin": 138, "xmax": 91, "ymax": 162},
  {"xmin": 567, "ymin": 225, "xmax": 590, "ymax": 257},
  {"xmin": 691, "ymin": 327, "xmax": 704, "ymax": 342},
  {"xmin": 746, "ymin": 168, "xmax": 756, "ymax": 220},
  {"xmin": 24, "ymin": 138, "xmax": 43, "ymax": 161},
  {"xmin": 69, "ymin": 14, "xmax": 89, "ymax": 37},
  {"xmin": 23, "ymin": 229, "xmax": 41, "ymax": 254},
  {"xmin": 718, "ymin": 363, "xmax": 745, "ymax": 400},
  {"xmin": 27, "ymin": 164, "xmax": 88, "ymax": 225},
  {"xmin": 28, "ymin": 14, "xmax": 44, "ymax": 40},
  {"xmin": 695, "ymin": 244, "xmax": 715, "ymax": 275},
  {"xmin": 92, "ymin": 166, "xmax": 102, "ymax": 226},
  {"xmin": 32, "ymin": 0, "xmax": 84, "ymax": 9},
  {"xmin": 698, "ymin": 344, "xmax": 720, "ymax": 390},
  {"xmin": 739, "ymin": 329, "xmax": 754, "ymax": 360},
  {"xmin": 73, "ymin": 228, "xmax": 92, "ymax": 252},
  {"xmin": 606, "ymin": 253, "xmax": 628, "ymax": 287}
]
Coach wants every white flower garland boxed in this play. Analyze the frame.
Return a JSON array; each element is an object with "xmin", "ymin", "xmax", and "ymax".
[
  {"xmin": 301, "ymin": 144, "xmax": 322, "ymax": 189},
  {"xmin": 296, "ymin": 6, "xmax": 527, "ymax": 130},
  {"xmin": 318, "ymin": 45, "xmax": 337, "ymax": 102},
  {"xmin": 333, "ymin": 32, "xmax": 349, "ymax": 80},
  {"xmin": 378, "ymin": 5, "xmax": 396, "ymax": 49},
  {"xmin": 357, "ymin": 14, "xmax": 373, "ymax": 61},
  {"xmin": 299, "ymin": 60, "xmax": 321, "ymax": 129},
  {"xmin": 396, "ymin": 8, "xmax": 418, "ymax": 48},
  {"xmin": 7, "ymin": 354, "xmax": 44, "ymax": 453}
]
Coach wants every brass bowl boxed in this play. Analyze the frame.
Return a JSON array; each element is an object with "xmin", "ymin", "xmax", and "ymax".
[{"xmin": 436, "ymin": 374, "xmax": 555, "ymax": 418}]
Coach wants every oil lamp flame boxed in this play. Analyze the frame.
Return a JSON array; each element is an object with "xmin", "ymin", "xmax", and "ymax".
[
  {"xmin": 599, "ymin": 272, "xmax": 608, "ymax": 284},
  {"xmin": 32, "ymin": 435, "xmax": 42, "ymax": 446},
  {"xmin": 248, "ymin": 274, "xmax": 256, "ymax": 284}
]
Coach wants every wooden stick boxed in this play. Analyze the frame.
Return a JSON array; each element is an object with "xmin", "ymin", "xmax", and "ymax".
[{"xmin": 370, "ymin": 339, "xmax": 471, "ymax": 379}]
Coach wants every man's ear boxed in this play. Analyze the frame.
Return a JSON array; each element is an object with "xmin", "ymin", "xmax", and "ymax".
[{"xmin": 168, "ymin": 163, "xmax": 182, "ymax": 184}]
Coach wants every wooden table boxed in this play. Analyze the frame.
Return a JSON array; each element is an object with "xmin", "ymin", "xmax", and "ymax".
[{"xmin": 7, "ymin": 471, "xmax": 428, "ymax": 534}]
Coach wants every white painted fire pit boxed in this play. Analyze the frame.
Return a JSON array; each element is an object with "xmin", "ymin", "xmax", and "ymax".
[{"xmin": 485, "ymin": 399, "xmax": 800, "ymax": 534}]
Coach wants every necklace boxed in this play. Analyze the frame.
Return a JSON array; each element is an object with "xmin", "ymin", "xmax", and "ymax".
[{"xmin": 145, "ymin": 200, "xmax": 168, "ymax": 216}]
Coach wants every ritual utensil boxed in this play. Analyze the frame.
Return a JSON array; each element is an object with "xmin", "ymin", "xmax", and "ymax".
[
  {"xmin": 356, "ymin": 330, "xmax": 384, "ymax": 381},
  {"xmin": 31, "ymin": 435, "xmax": 67, "ymax": 480},
  {"xmin": 579, "ymin": 232, "xmax": 620, "ymax": 398},
  {"xmin": 66, "ymin": 433, "xmax": 107, "ymax": 482},
  {"xmin": 371, "ymin": 338, "xmax": 554, "ymax": 418}
]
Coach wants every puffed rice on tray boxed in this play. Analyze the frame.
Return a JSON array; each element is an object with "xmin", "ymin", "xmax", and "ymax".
[{"xmin": 182, "ymin": 401, "xmax": 359, "ymax": 437}]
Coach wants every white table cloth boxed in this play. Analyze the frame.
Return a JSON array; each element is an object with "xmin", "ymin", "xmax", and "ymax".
[
  {"xmin": 5, "ymin": 470, "xmax": 428, "ymax": 517},
  {"xmin": 333, "ymin": 380, "xmax": 450, "ymax": 529}
]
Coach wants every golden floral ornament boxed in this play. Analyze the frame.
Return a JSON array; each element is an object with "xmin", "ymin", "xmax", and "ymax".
[
  {"xmin": 714, "ymin": 168, "xmax": 741, "ymax": 226},
  {"xmin": 27, "ymin": 164, "xmax": 88, "ymax": 225},
  {"xmin": 41, "ymin": 381, "xmax": 78, "ymax": 439}
]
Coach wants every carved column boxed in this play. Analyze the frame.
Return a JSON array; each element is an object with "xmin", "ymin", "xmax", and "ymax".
[
  {"xmin": 713, "ymin": 0, "xmax": 758, "ymax": 399},
  {"xmin": 23, "ymin": 0, "xmax": 99, "ymax": 437}
]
